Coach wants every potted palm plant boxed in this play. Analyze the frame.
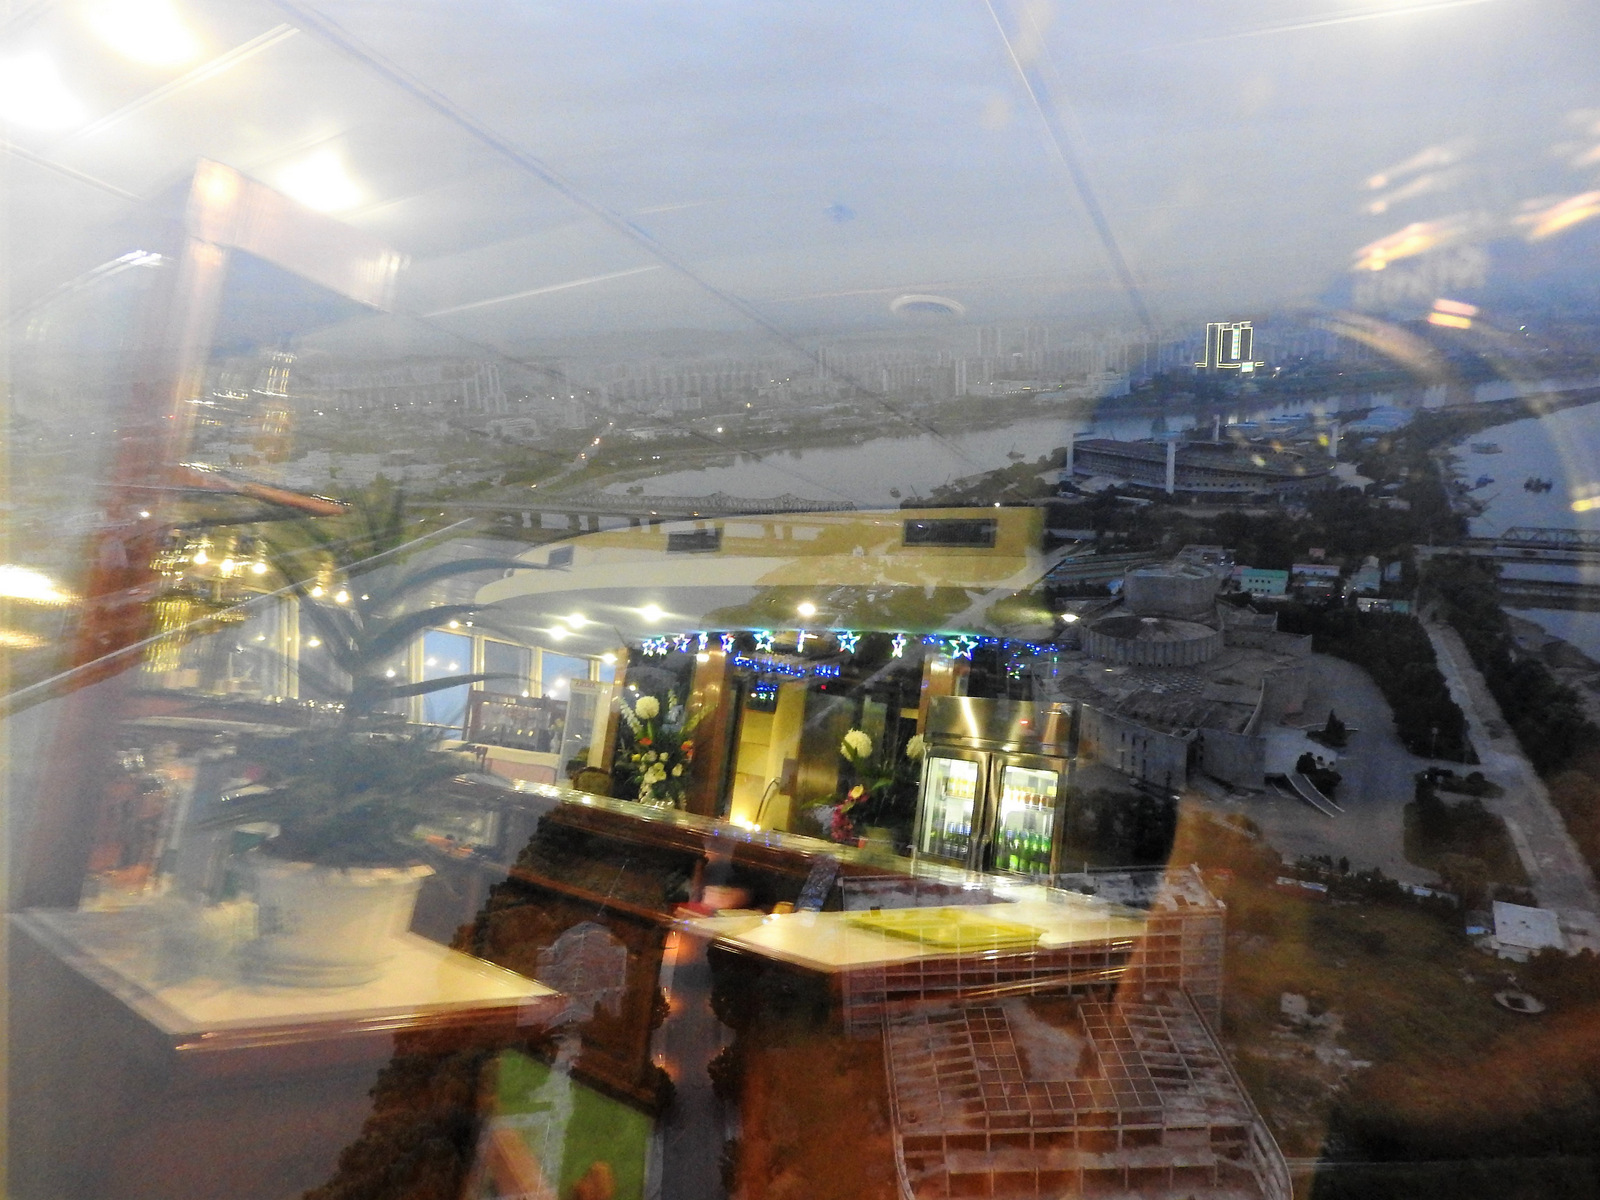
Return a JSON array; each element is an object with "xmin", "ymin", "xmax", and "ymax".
[{"xmin": 203, "ymin": 486, "xmax": 557, "ymax": 985}]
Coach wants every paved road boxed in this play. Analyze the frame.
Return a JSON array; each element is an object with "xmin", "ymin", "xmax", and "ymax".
[{"xmin": 1425, "ymin": 619, "xmax": 1600, "ymax": 950}]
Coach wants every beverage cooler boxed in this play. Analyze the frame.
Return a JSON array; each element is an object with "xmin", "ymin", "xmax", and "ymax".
[{"xmin": 914, "ymin": 696, "xmax": 1075, "ymax": 876}]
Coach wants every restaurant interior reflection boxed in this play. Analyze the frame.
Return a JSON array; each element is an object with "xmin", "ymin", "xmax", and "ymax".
[{"xmin": 13, "ymin": 2, "xmax": 1600, "ymax": 1199}]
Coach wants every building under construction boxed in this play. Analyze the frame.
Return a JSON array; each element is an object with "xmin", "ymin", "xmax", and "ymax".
[{"xmin": 857, "ymin": 869, "xmax": 1289, "ymax": 1200}]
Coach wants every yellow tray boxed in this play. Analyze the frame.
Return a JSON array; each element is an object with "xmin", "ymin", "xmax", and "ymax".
[{"xmin": 846, "ymin": 906, "xmax": 1043, "ymax": 952}]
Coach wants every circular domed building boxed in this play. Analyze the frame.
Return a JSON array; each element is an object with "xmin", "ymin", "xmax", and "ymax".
[
  {"xmin": 1122, "ymin": 561, "xmax": 1220, "ymax": 618},
  {"xmin": 1084, "ymin": 613, "xmax": 1223, "ymax": 667}
]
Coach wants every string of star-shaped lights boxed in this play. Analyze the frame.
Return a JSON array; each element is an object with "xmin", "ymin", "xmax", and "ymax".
[
  {"xmin": 945, "ymin": 634, "xmax": 980, "ymax": 660},
  {"xmin": 632, "ymin": 627, "xmax": 1055, "ymax": 661}
]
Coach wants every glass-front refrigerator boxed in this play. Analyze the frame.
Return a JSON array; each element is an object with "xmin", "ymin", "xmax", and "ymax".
[{"xmin": 914, "ymin": 697, "xmax": 1075, "ymax": 876}]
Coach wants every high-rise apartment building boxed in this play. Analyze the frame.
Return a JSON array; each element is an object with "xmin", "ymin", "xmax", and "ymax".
[{"xmin": 1197, "ymin": 321, "xmax": 1264, "ymax": 373}]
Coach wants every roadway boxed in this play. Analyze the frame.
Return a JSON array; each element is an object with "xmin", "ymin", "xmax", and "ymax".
[{"xmin": 1423, "ymin": 619, "xmax": 1600, "ymax": 951}]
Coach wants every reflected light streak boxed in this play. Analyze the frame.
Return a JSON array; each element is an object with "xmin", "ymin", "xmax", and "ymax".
[
  {"xmin": 1427, "ymin": 312, "xmax": 1472, "ymax": 329},
  {"xmin": 1365, "ymin": 171, "xmax": 1452, "ymax": 216},
  {"xmin": 1314, "ymin": 311, "xmax": 1445, "ymax": 379},
  {"xmin": 1160, "ymin": 0, "xmax": 1500, "ymax": 49},
  {"xmin": 86, "ymin": 0, "xmax": 203, "ymax": 67},
  {"xmin": 1366, "ymin": 141, "xmax": 1468, "ymax": 191},
  {"xmin": 0, "ymin": 629, "xmax": 48, "ymax": 650},
  {"xmin": 1351, "ymin": 218, "xmax": 1468, "ymax": 271},
  {"xmin": 274, "ymin": 147, "xmax": 363, "ymax": 212},
  {"xmin": 424, "ymin": 265, "xmax": 663, "ymax": 318},
  {"xmin": 0, "ymin": 565, "xmax": 75, "ymax": 607},
  {"xmin": 0, "ymin": 52, "xmax": 87, "ymax": 131},
  {"xmin": 1571, "ymin": 496, "xmax": 1600, "ymax": 513},
  {"xmin": 1516, "ymin": 191, "xmax": 1600, "ymax": 241}
]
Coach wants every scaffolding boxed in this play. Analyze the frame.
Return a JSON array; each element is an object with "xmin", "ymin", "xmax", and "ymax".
[{"xmin": 883, "ymin": 991, "xmax": 1289, "ymax": 1200}]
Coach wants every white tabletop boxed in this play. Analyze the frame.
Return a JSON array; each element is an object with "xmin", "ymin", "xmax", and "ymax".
[
  {"xmin": 16, "ymin": 907, "xmax": 558, "ymax": 1040},
  {"xmin": 682, "ymin": 893, "xmax": 1147, "ymax": 974}
]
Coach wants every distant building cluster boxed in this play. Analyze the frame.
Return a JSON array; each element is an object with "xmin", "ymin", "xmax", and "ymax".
[{"xmin": 1036, "ymin": 552, "xmax": 1313, "ymax": 793}]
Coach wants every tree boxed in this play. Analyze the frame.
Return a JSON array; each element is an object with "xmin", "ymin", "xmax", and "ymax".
[
  {"xmin": 262, "ymin": 483, "xmax": 558, "ymax": 726},
  {"xmin": 1322, "ymin": 710, "xmax": 1349, "ymax": 748}
]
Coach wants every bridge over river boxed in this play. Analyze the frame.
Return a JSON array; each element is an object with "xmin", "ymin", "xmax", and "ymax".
[
  {"xmin": 1420, "ymin": 528, "xmax": 1600, "ymax": 608},
  {"xmin": 436, "ymin": 489, "xmax": 857, "ymax": 534}
]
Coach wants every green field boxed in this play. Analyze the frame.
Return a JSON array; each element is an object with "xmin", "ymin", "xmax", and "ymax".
[{"xmin": 496, "ymin": 1051, "xmax": 653, "ymax": 1200}]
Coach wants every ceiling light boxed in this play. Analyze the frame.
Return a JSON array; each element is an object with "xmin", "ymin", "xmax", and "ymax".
[
  {"xmin": 797, "ymin": 601, "xmax": 817, "ymax": 618},
  {"xmin": 0, "ymin": 52, "xmax": 87, "ymax": 131},
  {"xmin": 549, "ymin": 626, "xmax": 569, "ymax": 640},
  {"xmin": 275, "ymin": 148, "xmax": 363, "ymax": 213},
  {"xmin": 0, "ymin": 565, "xmax": 75, "ymax": 607},
  {"xmin": 86, "ymin": 0, "xmax": 203, "ymax": 67},
  {"xmin": 639, "ymin": 604, "xmax": 664, "ymax": 622},
  {"xmin": 565, "ymin": 612, "xmax": 588, "ymax": 628},
  {"xmin": 601, "ymin": 652, "xmax": 618, "ymax": 665}
]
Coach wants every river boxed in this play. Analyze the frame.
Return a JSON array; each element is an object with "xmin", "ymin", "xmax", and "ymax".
[
  {"xmin": 1447, "ymin": 398, "xmax": 1600, "ymax": 657},
  {"xmin": 603, "ymin": 397, "xmax": 1353, "ymax": 507}
]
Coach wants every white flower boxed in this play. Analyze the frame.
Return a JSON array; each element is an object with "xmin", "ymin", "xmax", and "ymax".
[
  {"xmin": 635, "ymin": 695, "xmax": 660, "ymax": 720},
  {"xmin": 672, "ymin": 764, "xmax": 684, "ymax": 777},
  {"xmin": 842, "ymin": 729, "xmax": 873, "ymax": 761},
  {"xmin": 905, "ymin": 733, "xmax": 926, "ymax": 760},
  {"xmin": 644, "ymin": 764, "xmax": 667, "ymax": 784},
  {"xmin": 643, "ymin": 751, "xmax": 656, "ymax": 763}
]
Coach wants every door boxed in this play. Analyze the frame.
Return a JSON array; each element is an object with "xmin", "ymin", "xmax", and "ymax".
[
  {"xmin": 987, "ymin": 755, "xmax": 1067, "ymax": 877},
  {"xmin": 915, "ymin": 751, "xmax": 986, "ymax": 867}
]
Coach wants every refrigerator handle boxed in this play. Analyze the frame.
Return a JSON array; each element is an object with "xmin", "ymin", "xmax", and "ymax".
[{"xmin": 971, "ymin": 754, "xmax": 1001, "ymax": 873}]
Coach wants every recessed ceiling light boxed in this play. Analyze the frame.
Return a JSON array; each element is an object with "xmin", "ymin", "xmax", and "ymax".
[
  {"xmin": 86, "ymin": 0, "xmax": 203, "ymax": 67},
  {"xmin": 275, "ymin": 147, "xmax": 364, "ymax": 212},
  {"xmin": 639, "ymin": 604, "xmax": 664, "ymax": 622},
  {"xmin": 0, "ymin": 53, "xmax": 87, "ymax": 131}
]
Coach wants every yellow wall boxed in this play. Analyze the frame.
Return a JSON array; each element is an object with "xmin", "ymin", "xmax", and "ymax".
[
  {"xmin": 477, "ymin": 506, "xmax": 1046, "ymax": 608},
  {"xmin": 728, "ymin": 680, "xmax": 806, "ymax": 830}
]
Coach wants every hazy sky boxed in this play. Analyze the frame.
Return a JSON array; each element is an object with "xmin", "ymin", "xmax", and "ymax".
[{"xmin": 7, "ymin": 0, "xmax": 1600, "ymax": 348}]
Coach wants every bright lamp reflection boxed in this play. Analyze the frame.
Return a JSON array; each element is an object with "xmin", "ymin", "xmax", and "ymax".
[
  {"xmin": 0, "ymin": 52, "xmax": 87, "ymax": 131},
  {"xmin": 86, "ymin": 0, "xmax": 203, "ymax": 67},
  {"xmin": 0, "ymin": 564, "xmax": 75, "ymax": 607},
  {"xmin": 275, "ymin": 148, "xmax": 364, "ymax": 212}
]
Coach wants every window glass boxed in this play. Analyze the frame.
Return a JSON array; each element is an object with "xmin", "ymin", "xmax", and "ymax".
[
  {"xmin": 420, "ymin": 629, "xmax": 473, "ymax": 732},
  {"xmin": 482, "ymin": 639, "xmax": 532, "ymax": 697},
  {"xmin": 13, "ymin": 6, "xmax": 1600, "ymax": 1199},
  {"xmin": 539, "ymin": 652, "xmax": 590, "ymax": 701}
]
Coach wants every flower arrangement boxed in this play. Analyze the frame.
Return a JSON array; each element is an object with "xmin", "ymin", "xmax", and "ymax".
[
  {"xmin": 824, "ymin": 727, "xmax": 924, "ymax": 845},
  {"xmin": 618, "ymin": 691, "xmax": 704, "ymax": 807}
]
